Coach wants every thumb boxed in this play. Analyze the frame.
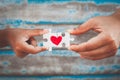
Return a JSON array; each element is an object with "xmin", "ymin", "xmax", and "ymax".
[
  {"xmin": 68, "ymin": 19, "xmax": 95, "ymax": 35},
  {"xmin": 27, "ymin": 29, "xmax": 48, "ymax": 37}
]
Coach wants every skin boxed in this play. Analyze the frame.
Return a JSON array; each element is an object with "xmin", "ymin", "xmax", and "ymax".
[
  {"xmin": 68, "ymin": 9, "xmax": 120, "ymax": 60},
  {"xmin": 0, "ymin": 28, "xmax": 48, "ymax": 58}
]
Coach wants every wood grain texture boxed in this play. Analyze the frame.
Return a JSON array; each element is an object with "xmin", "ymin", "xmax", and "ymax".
[
  {"xmin": 0, "ymin": 56, "xmax": 120, "ymax": 76},
  {"xmin": 0, "ymin": 1, "xmax": 120, "ymax": 77}
]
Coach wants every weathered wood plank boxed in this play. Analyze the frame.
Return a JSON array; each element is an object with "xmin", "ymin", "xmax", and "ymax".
[
  {"xmin": 0, "ymin": 74, "xmax": 120, "ymax": 80},
  {"xmin": 0, "ymin": 2, "xmax": 119, "ymax": 25},
  {"xmin": 0, "ymin": 56, "xmax": 120, "ymax": 76},
  {"xmin": 0, "ymin": 0, "xmax": 120, "ymax": 77}
]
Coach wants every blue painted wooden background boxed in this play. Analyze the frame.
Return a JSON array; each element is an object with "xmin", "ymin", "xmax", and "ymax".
[{"xmin": 0, "ymin": 0, "xmax": 120, "ymax": 80}]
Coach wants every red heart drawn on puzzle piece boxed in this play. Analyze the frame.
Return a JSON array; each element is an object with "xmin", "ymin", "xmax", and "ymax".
[{"xmin": 50, "ymin": 36, "xmax": 62, "ymax": 45}]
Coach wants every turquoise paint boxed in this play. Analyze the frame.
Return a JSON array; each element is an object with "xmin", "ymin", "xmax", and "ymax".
[
  {"xmin": 2, "ymin": 61, "xmax": 10, "ymax": 67},
  {"xmin": 4, "ymin": 19, "xmax": 23, "ymax": 28},
  {"xmin": 94, "ymin": 0, "xmax": 120, "ymax": 4},
  {"xmin": 69, "ymin": 9, "xmax": 77, "ymax": 14},
  {"xmin": 21, "ymin": 69, "xmax": 27, "ymax": 74},
  {"xmin": 28, "ymin": 0, "xmax": 120, "ymax": 4},
  {"xmin": 24, "ymin": 20, "xmax": 84, "ymax": 25},
  {"xmin": 0, "ymin": 50, "xmax": 78, "ymax": 56},
  {"xmin": 38, "ymin": 42, "xmax": 43, "ymax": 47},
  {"xmin": 0, "ymin": 74, "xmax": 120, "ymax": 79},
  {"xmin": 89, "ymin": 66, "xmax": 97, "ymax": 73},
  {"xmin": 99, "ymin": 66, "xmax": 105, "ymax": 71},
  {"xmin": 0, "ymin": 0, "xmax": 24, "ymax": 6},
  {"xmin": 0, "ymin": 50, "xmax": 14, "ymax": 55},
  {"xmin": 14, "ymin": 0, "xmax": 23, "ymax": 4},
  {"xmin": 0, "ymin": 0, "xmax": 120, "ymax": 5},
  {"xmin": 112, "ymin": 65, "xmax": 120, "ymax": 70}
]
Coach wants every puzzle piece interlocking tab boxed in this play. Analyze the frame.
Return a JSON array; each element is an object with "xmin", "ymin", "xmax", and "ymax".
[{"xmin": 43, "ymin": 29, "xmax": 74, "ymax": 51}]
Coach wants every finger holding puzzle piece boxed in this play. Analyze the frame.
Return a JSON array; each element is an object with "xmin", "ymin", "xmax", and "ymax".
[{"xmin": 43, "ymin": 29, "xmax": 74, "ymax": 51}]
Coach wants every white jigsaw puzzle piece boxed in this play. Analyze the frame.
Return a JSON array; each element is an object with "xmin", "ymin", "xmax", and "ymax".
[{"xmin": 43, "ymin": 29, "xmax": 71, "ymax": 51}]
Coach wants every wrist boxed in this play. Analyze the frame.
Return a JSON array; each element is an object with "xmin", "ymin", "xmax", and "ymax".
[
  {"xmin": 110, "ymin": 9, "xmax": 120, "ymax": 47},
  {"xmin": 0, "ymin": 29, "xmax": 10, "ymax": 47}
]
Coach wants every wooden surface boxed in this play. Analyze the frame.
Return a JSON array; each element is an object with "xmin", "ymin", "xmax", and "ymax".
[{"xmin": 0, "ymin": 0, "xmax": 120, "ymax": 80}]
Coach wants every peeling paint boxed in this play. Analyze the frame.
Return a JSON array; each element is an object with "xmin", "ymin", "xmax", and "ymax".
[{"xmin": 0, "ymin": 0, "xmax": 120, "ymax": 79}]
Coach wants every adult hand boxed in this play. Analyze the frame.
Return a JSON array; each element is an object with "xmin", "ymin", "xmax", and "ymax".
[
  {"xmin": 68, "ymin": 11, "xmax": 120, "ymax": 60},
  {"xmin": 4, "ymin": 28, "xmax": 48, "ymax": 58}
]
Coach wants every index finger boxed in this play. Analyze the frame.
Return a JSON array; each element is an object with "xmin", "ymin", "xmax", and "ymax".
[
  {"xmin": 69, "ymin": 32, "xmax": 114, "ymax": 52},
  {"xmin": 27, "ymin": 29, "xmax": 48, "ymax": 37}
]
